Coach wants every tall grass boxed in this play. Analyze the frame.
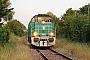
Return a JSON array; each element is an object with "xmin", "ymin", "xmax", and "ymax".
[
  {"xmin": 0, "ymin": 42, "xmax": 16, "ymax": 60},
  {"xmin": 0, "ymin": 34, "xmax": 33, "ymax": 60},
  {"xmin": 53, "ymin": 38, "xmax": 90, "ymax": 60}
]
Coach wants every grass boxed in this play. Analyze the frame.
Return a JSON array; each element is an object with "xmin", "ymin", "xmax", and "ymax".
[
  {"xmin": 1, "ymin": 33, "xmax": 90, "ymax": 60},
  {"xmin": 0, "ymin": 42, "xmax": 16, "ymax": 60},
  {"xmin": 53, "ymin": 38, "xmax": 90, "ymax": 60},
  {"xmin": 0, "ymin": 34, "xmax": 33, "ymax": 60}
]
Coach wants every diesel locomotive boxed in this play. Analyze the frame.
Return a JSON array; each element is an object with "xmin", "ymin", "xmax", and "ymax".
[{"xmin": 28, "ymin": 14, "xmax": 56, "ymax": 47}]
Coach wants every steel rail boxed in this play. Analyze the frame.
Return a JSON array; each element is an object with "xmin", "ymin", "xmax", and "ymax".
[
  {"xmin": 36, "ymin": 49, "xmax": 48, "ymax": 60},
  {"xmin": 49, "ymin": 48, "xmax": 73, "ymax": 60}
]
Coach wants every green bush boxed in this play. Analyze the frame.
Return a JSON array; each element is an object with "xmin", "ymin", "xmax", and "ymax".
[
  {"xmin": 0, "ymin": 25, "xmax": 10, "ymax": 46},
  {"xmin": 7, "ymin": 20, "xmax": 27, "ymax": 37}
]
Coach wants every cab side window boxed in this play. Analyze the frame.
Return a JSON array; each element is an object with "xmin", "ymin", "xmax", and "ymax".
[{"xmin": 31, "ymin": 18, "xmax": 35, "ymax": 22}]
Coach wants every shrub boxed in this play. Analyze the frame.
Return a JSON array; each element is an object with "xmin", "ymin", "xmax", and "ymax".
[
  {"xmin": 7, "ymin": 20, "xmax": 27, "ymax": 37},
  {"xmin": 0, "ymin": 25, "xmax": 10, "ymax": 46}
]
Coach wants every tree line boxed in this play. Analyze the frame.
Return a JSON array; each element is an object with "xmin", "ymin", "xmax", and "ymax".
[
  {"xmin": 0, "ymin": 0, "xmax": 26, "ymax": 46},
  {"xmin": 46, "ymin": 4, "xmax": 90, "ymax": 43}
]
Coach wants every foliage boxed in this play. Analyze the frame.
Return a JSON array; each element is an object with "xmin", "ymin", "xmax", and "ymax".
[
  {"xmin": 46, "ymin": 4, "xmax": 90, "ymax": 42},
  {"xmin": 7, "ymin": 20, "xmax": 27, "ymax": 37},
  {"xmin": 70, "ymin": 14, "xmax": 88, "ymax": 41},
  {"xmin": 79, "ymin": 5, "xmax": 89, "ymax": 15},
  {"xmin": 0, "ymin": 0, "xmax": 14, "ymax": 21},
  {"xmin": 0, "ymin": 25, "xmax": 10, "ymax": 46},
  {"xmin": 59, "ymin": 4, "xmax": 90, "ymax": 42}
]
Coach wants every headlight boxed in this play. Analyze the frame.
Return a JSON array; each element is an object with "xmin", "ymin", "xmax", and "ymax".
[
  {"xmin": 33, "ymin": 32, "xmax": 38, "ymax": 36},
  {"xmin": 49, "ymin": 32, "xmax": 54, "ymax": 36},
  {"xmin": 42, "ymin": 21, "xmax": 45, "ymax": 24}
]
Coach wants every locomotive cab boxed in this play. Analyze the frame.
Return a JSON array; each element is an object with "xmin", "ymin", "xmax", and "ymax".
[{"xmin": 28, "ymin": 14, "xmax": 56, "ymax": 47}]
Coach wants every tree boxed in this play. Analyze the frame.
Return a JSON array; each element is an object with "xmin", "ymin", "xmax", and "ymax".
[
  {"xmin": 60, "ymin": 7, "xmax": 89, "ymax": 42},
  {"xmin": 79, "ymin": 5, "xmax": 89, "ymax": 15},
  {"xmin": 0, "ymin": 0, "xmax": 14, "ymax": 46},
  {"xmin": 60, "ymin": 8, "xmax": 76, "ymax": 38},
  {"xmin": 0, "ymin": 0, "xmax": 14, "ymax": 22},
  {"xmin": 70, "ymin": 14, "xmax": 88, "ymax": 41},
  {"xmin": 7, "ymin": 20, "xmax": 27, "ymax": 36}
]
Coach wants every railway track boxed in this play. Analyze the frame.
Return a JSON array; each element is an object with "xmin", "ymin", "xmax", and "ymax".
[{"xmin": 30, "ymin": 48, "xmax": 82, "ymax": 60}]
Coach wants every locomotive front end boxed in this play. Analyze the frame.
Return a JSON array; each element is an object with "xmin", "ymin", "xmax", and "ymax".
[
  {"xmin": 28, "ymin": 14, "xmax": 56, "ymax": 47},
  {"xmin": 32, "ymin": 23, "xmax": 56, "ymax": 47}
]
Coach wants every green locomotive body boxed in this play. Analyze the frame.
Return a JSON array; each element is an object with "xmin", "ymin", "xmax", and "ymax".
[{"xmin": 28, "ymin": 14, "xmax": 56, "ymax": 47}]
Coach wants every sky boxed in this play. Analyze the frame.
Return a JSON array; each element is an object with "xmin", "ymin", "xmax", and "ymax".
[{"xmin": 10, "ymin": 0, "xmax": 89, "ymax": 28}]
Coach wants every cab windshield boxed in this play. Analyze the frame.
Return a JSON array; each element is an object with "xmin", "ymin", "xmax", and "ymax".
[{"xmin": 31, "ymin": 16, "xmax": 53, "ymax": 23}]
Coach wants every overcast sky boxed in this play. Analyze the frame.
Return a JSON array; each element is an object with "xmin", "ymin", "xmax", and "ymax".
[{"xmin": 10, "ymin": 0, "xmax": 89, "ymax": 28}]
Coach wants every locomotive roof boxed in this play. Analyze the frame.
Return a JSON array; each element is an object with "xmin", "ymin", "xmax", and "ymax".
[{"xmin": 33, "ymin": 14, "xmax": 50, "ymax": 17}]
